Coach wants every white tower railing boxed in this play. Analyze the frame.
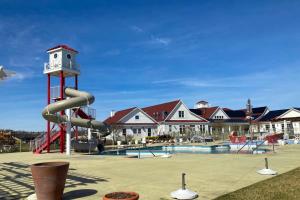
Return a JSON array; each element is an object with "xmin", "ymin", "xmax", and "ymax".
[{"xmin": 44, "ymin": 62, "xmax": 80, "ymax": 74}]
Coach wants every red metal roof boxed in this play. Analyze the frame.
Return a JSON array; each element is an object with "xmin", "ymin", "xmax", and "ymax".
[
  {"xmin": 104, "ymin": 107, "xmax": 136, "ymax": 125},
  {"xmin": 142, "ymin": 100, "xmax": 180, "ymax": 122},
  {"xmin": 198, "ymin": 107, "xmax": 219, "ymax": 119},
  {"xmin": 104, "ymin": 99, "xmax": 210, "ymax": 125},
  {"xmin": 47, "ymin": 45, "xmax": 78, "ymax": 53}
]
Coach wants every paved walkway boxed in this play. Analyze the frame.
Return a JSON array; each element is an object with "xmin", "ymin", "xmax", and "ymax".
[{"xmin": 0, "ymin": 144, "xmax": 299, "ymax": 200}]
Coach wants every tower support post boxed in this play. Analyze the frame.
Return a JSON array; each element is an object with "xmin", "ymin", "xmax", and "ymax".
[
  {"xmin": 66, "ymin": 98, "xmax": 72, "ymax": 156},
  {"xmin": 46, "ymin": 74, "xmax": 51, "ymax": 153},
  {"xmin": 88, "ymin": 128, "xmax": 92, "ymax": 140},
  {"xmin": 75, "ymin": 75, "xmax": 78, "ymax": 140},
  {"xmin": 60, "ymin": 71, "xmax": 65, "ymax": 153}
]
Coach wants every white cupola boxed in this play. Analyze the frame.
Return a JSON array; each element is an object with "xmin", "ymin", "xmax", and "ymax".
[
  {"xmin": 43, "ymin": 45, "xmax": 80, "ymax": 77},
  {"xmin": 195, "ymin": 100, "xmax": 209, "ymax": 109}
]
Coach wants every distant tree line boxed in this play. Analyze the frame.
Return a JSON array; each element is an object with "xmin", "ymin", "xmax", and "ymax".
[{"xmin": 0, "ymin": 129, "xmax": 44, "ymax": 142}]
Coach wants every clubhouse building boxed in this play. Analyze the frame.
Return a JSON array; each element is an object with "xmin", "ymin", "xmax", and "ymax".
[{"xmin": 104, "ymin": 100, "xmax": 300, "ymax": 139}]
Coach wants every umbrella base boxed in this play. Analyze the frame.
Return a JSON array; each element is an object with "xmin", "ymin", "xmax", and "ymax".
[
  {"xmin": 257, "ymin": 168, "xmax": 277, "ymax": 175},
  {"xmin": 170, "ymin": 189, "xmax": 198, "ymax": 200}
]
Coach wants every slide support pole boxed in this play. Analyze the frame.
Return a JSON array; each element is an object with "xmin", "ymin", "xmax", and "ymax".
[{"xmin": 66, "ymin": 100, "xmax": 71, "ymax": 156}]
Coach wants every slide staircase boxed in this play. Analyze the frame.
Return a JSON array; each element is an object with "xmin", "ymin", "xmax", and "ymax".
[
  {"xmin": 32, "ymin": 130, "xmax": 62, "ymax": 154},
  {"xmin": 73, "ymin": 107, "xmax": 93, "ymax": 120}
]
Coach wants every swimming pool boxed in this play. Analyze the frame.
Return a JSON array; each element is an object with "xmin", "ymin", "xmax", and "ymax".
[{"xmin": 100, "ymin": 144, "xmax": 268, "ymax": 157}]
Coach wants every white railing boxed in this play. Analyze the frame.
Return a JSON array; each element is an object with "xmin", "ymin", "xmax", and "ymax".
[
  {"xmin": 80, "ymin": 106, "xmax": 96, "ymax": 119},
  {"xmin": 30, "ymin": 130, "xmax": 59, "ymax": 152},
  {"xmin": 50, "ymin": 85, "xmax": 61, "ymax": 99},
  {"xmin": 44, "ymin": 62, "xmax": 80, "ymax": 72}
]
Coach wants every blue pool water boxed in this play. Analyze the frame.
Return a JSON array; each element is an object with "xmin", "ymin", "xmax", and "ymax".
[{"xmin": 100, "ymin": 144, "xmax": 268, "ymax": 156}]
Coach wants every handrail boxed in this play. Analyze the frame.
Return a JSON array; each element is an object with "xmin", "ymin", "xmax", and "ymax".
[
  {"xmin": 252, "ymin": 140, "xmax": 265, "ymax": 152},
  {"xmin": 148, "ymin": 149, "xmax": 156, "ymax": 157},
  {"xmin": 236, "ymin": 140, "xmax": 251, "ymax": 154}
]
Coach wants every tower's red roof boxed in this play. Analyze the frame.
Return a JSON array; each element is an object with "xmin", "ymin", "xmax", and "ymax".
[{"xmin": 47, "ymin": 45, "xmax": 78, "ymax": 53}]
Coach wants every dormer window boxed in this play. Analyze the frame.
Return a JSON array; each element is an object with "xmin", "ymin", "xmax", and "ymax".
[
  {"xmin": 179, "ymin": 111, "xmax": 184, "ymax": 118},
  {"xmin": 54, "ymin": 53, "xmax": 58, "ymax": 58},
  {"xmin": 135, "ymin": 115, "xmax": 139, "ymax": 120},
  {"xmin": 215, "ymin": 116, "xmax": 224, "ymax": 119}
]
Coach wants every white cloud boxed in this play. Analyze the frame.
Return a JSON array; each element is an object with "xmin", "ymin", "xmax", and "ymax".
[
  {"xmin": 151, "ymin": 36, "xmax": 171, "ymax": 46},
  {"xmin": 130, "ymin": 25, "xmax": 171, "ymax": 46},
  {"xmin": 152, "ymin": 78, "xmax": 239, "ymax": 88},
  {"xmin": 152, "ymin": 67, "xmax": 300, "ymax": 89},
  {"xmin": 130, "ymin": 25, "xmax": 144, "ymax": 33},
  {"xmin": 101, "ymin": 49, "xmax": 121, "ymax": 56}
]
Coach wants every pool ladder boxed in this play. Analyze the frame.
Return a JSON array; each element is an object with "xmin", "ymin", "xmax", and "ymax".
[
  {"xmin": 137, "ymin": 145, "xmax": 156, "ymax": 159},
  {"xmin": 236, "ymin": 140, "xmax": 251, "ymax": 154}
]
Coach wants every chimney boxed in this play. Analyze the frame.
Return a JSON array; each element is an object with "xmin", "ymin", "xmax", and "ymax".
[{"xmin": 110, "ymin": 110, "xmax": 115, "ymax": 117}]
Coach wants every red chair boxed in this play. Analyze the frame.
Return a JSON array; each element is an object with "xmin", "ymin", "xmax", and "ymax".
[
  {"xmin": 265, "ymin": 133, "xmax": 283, "ymax": 143},
  {"xmin": 229, "ymin": 135, "xmax": 247, "ymax": 144}
]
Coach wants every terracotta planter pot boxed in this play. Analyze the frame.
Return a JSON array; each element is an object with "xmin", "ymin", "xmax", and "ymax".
[
  {"xmin": 31, "ymin": 162, "xmax": 69, "ymax": 200},
  {"xmin": 103, "ymin": 192, "xmax": 139, "ymax": 200}
]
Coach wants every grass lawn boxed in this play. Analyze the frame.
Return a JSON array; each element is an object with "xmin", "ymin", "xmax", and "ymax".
[{"xmin": 215, "ymin": 167, "xmax": 300, "ymax": 200}]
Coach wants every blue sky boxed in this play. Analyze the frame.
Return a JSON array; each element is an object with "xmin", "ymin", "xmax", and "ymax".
[{"xmin": 0, "ymin": 0, "xmax": 300, "ymax": 131}]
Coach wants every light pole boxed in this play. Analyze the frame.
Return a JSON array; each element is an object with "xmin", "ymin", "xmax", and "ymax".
[{"xmin": 246, "ymin": 99, "xmax": 253, "ymax": 140}]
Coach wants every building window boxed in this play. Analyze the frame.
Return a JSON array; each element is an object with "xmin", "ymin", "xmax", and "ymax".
[
  {"xmin": 272, "ymin": 124, "xmax": 275, "ymax": 131},
  {"xmin": 54, "ymin": 53, "xmax": 58, "ymax": 58},
  {"xmin": 67, "ymin": 54, "xmax": 71, "ymax": 59},
  {"xmin": 135, "ymin": 115, "xmax": 139, "ymax": 120},
  {"xmin": 190, "ymin": 125, "xmax": 195, "ymax": 132},
  {"xmin": 179, "ymin": 111, "xmax": 184, "ymax": 118},
  {"xmin": 287, "ymin": 123, "xmax": 292, "ymax": 131},
  {"xmin": 199, "ymin": 125, "xmax": 205, "ymax": 132},
  {"xmin": 169, "ymin": 125, "xmax": 172, "ymax": 132},
  {"xmin": 265, "ymin": 124, "xmax": 270, "ymax": 131},
  {"xmin": 179, "ymin": 125, "xmax": 186, "ymax": 134},
  {"xmin": 133, "ymin": 129, "xmax": 137, "ymax": 134},
  {"xmin": 122, "ymin": 129, "xmax": 126, "ymax": 134},
  {"xmin": 148, "ymin": 128, "xmax": 151, "ymax": 136},
  {"xmin": 137, "ymin": 129, "xmax": 141, "ymax": 134},
  {"xmin": 281, "ymin": 124, "xmax": 284, "ymax": 132},
  {"xmin": 164, "ymin": 111, "xmax": 168, "ymax": 118}
]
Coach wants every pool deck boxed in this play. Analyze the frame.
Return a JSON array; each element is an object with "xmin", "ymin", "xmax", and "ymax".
[{"xmin": 0, "ymin": 144, "xmax": 299, "ymax": 200}]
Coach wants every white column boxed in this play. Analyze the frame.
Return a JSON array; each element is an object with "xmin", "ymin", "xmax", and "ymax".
[
  {"xmin": 270, "ymin": 122, "xmax": 273, "ymax": 133},
  {"xmin": 205, "ymin": 125, "xmax": 209, "ymax": 135},
  {"xmin": 228, "ymin": 125, "xmax": 231, "ymax": 133},
  {"xmin": 66, "ymin": 103, "xmax": 72, "ymax": 156},
  {"xmin": 88, "ymin": 128, "xmax": 92, "ymax": 140},
  {"xmin": 284, "ymin": 120, "xmax": 287, "ymax": 134}
]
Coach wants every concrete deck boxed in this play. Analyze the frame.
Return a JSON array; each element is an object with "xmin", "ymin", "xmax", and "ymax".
[{"xmin": 0, "ymin": 144, "xmax": 299, "ymax": 200}]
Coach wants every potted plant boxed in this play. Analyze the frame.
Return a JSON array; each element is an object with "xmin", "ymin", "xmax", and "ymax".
[
  {"xmin": 103, "ymin": 191, "xmax": 139, "ymax": 200},
  {"xmin": 31, "ymin": 162, "xmax": 69, "ymax": 200}
]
